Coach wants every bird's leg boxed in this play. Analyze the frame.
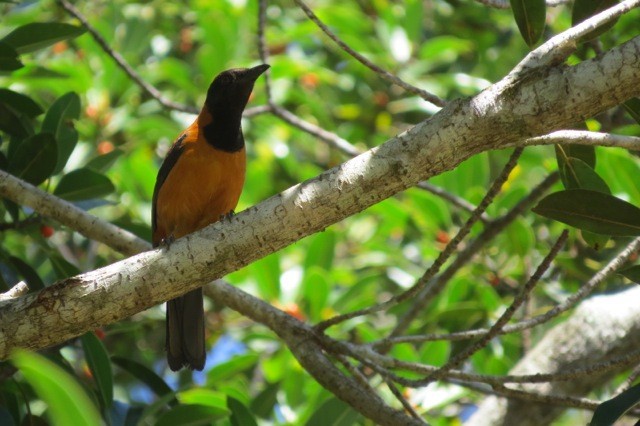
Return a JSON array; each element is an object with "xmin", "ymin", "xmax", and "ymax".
[
  {"xmin": 219, "ymin": 210, "xmax": 235, "ymax": 222},
  {"xmin": 160, "ymin": 234, "xmax": 176, "ymax": 250}
]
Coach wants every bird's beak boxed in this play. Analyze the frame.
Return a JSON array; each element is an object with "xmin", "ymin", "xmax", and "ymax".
[{"xmin": 241, "ymin": 64, "xmax": 270, "ymax": 82}]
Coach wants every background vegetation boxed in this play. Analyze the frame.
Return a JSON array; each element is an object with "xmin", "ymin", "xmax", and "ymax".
[{"xmin": 1, "ymin": 0, "xmax": 639, "ymax": 424}]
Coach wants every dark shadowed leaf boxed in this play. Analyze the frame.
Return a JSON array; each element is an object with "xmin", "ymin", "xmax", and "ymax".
[
  {"xmin": 42, "ymin": 92, "xmax": 80, "ymax": 173},
  {"xmin": 510, "ymin": 0, "xmax": 546, "ymax": 47},
  {"xmin": 49, "ymin": 254, "xmax": 80, "ymax": 279},
  {"xmin": 0, "ymin": 42, "xmax": 22, "ymax": 71},
  {"xmin": 11, "ymin": 350, "xmax": 102, "ymax": 426},
  {"xmin": 228, "ymin": 397, "xmax": 257, "ymax": 426},
  {"xmin": 8, "ymin": 133, "xmax": 57, "ymax": 185},
  {"xmin": 555, "ymin": 143, "xmax": 596, "ymax": 169},
  {"xmin": 250, "ymin": 382, "xmax": 279, "ymax": 419},
  {"xmin": 572, "ymin": 0, "xmax": 619, "ymax": 41},
  {"xmin": 80, "ymin": 332, "xmax": 113, "ymax": 409},
  {"xmin": 0, "ymin": 23, "xmax": 86, "ymax": 54},
  {"xmin": 563, "ymin": 157, "xmax": 610, "ymax": 194},
  {"xmin": 591, "ymin": 382, "xmax": 640, "ymax": 426},
  {"xmin": 0, "ymin": 89, "xmax": 42, "ymax": 118},
  {"xmin": 0, "ymin": 103, "xmax": 33, "ymax": 137},
  {"xmin": 306, "ymin": 397, "xmax": 362, "ymax": 426},
  {"xmin": 54, "ymin": 168, "xmax": 115, "ymax": 201},
  {"xmin": 111, "ymin": 356, "xmax": 175, "ymax": 401},
  {"xmin": 619, "ymin": 265, "xmax": 640, "ymax": 284},
  {"xmin": 623, "ymin": 98, "xmax": 640, "ymax": 125},
  {"xmin": 8, "ymin": 256, "xmax": 44, "ymax": 291},
  {"xmin": 533, "ymin": 190, "xmax": 640, "ymax": 236}
]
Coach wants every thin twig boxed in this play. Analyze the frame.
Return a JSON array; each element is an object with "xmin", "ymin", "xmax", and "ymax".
[
  {"xmin": 384, "ymin": 379, "xmax": 424, "ymax": 422},
  {"xmin": 379, "ymin": 235, "xmax": 640, "ymax": 346},
  {"xmin": 421, "ymin": 231, "xmax": 568, "ymax": 384},
  {"xmin": 384, "ymin": 172, "xmax": 559, "ymax": 342},
  {"xmin": 257, "ymin": 0, "xmax": 272, "ymax": 100},
  {"xmin": 56, "ymin": 0, "xmax": 199, "ymax": 114},
  {"xmin": 0, "ymin": 216, "xmax": 41, "ymax": 231},
  {"xmin": 293, "ymin": 0, "xmax": 446, "ymax": 107},
  {"xmin": 416, "ymin": 182, "xmax": 491, "ymax": 223},
  {"xmin": 316, "ymin": 148, "xmax": 524, "ymax": 331},
  {"xmin": 475, "ymin": 0, "xmax": 568, "ymax": 8}
]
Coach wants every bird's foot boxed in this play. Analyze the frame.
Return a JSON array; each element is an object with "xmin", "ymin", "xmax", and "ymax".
[
  {"xmin": 160, "ymin": 234, "xmax": 176, "ymax": 250},
  {"xmin": 219, "ymin": 210, "xmax": 235, "ymax": 222}
]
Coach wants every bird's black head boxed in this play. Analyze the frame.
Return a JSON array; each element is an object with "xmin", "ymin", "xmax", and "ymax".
[
  {"xmin": 202, "ymin": 64, "xmax": 269, "ymax": 152},
  {"xmin": 205, "ymin": 64, "xmax": 270, "ymax": 117}
]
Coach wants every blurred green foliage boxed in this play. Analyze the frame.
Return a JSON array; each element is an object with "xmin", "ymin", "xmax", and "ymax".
[{"xmin": 0, "ymin": 0, "xmax": 639, "ymax": 424}]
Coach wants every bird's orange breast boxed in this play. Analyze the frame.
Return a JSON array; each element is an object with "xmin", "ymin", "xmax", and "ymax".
[{"xmin": 153, "ymin": 123, "xmax": 246, "ymax": 245}]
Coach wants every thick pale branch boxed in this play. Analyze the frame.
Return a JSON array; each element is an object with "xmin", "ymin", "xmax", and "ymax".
[{"xmin": 0, "ymin": 35, "xmax": 638, "ymax": 361}]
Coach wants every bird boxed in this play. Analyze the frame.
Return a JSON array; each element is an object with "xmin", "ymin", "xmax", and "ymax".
[{"xmin": 152, "ymin": 64, "xmax": 269, "ymax": 371}]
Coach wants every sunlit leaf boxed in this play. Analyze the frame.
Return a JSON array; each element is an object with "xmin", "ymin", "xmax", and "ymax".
[
  {"xmin": 533, "ymin": 190, "xmax": 640, "ymax": 236},
  {"xmin": 155, "ymin": 404, "xmax": 229, "ymax": 426},
  {"xmin": 207, "ymin": 353, "xmax": 259, "ymax": 383},
  {"xmin": 510, "ymin": 0, "xmax": 546, "ymax": 47},
  {"xmin": 1, "ymin": 23, "xmax": 86, "ymax": 54},
  {"xmin": 11, "ymin": 350, "xmax": 102, "ymax": 426}
]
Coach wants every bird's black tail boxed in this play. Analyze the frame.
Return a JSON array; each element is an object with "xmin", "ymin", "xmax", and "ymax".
[{"xmin": 166, "ymin": 288, "xmax": 205, "ymax": 371}]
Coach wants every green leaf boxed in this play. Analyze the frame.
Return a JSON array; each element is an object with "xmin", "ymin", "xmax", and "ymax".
[
  {"xmin": 208, "ymin": 353, "xmax": 259, "ymax": 383},
  {"xmin": 619, "ymin": 265, "xmax": 640, "ymax": 284},
  {"xmin": 0, "ymin": 23, "xmax": 86, "ymax": 54},
  {"xmin": 306, "ymin": 397, "xmax": 362, "ymax": 426},
  {"xmin": 111, "ymin": 356, "xmax": 175, "ymax": 401},
  {"xmin": 591, "ymin": 382, "xmax": 640, "ymax": 426},
  {"xmin": 0, "ymin": 89, "xmax": 43, "ymax": 118},
  {"xmin": 80, "ymin": 332, "xmax": 113, "ymax": 409},
  {"xmin": 572, "ymin": 0, "xmax": 619, "ymax": 41},
  {"xmin": 178, "ymin": 389, "xmax": 229, "ymax": 411},
  {"xmin": 49, "ymin": 255, "xmax": 80, "ymax": 279},
  {"xmin": 303, "ymin": 230, "xmax": 335, "ymax": 271},
  {"xmin": 54, "ymin": 168, "xmax": 115, "ymax": 201},
  {"xmin": 252, "ymin": 253, "xmax": 280, "ymax": 300},
  {"xmin": 623, "ymin": 98, "xmax": 640, "ymax": 125},
  {"xmin": 563, "ymin": 157, "xmax": 610, "ymax": 194},
  {"xmin": 41, "ymin": 92, "xmax": 80, "ymax": 174},
  {"xmin": 8, "ymin": 256, "xmax": 44, "ymax": 291},
  {"xmin": 0, "ymin": 102, "xmax": 33, "ymax": 137},
  {"xmin": 581, "ymin": 230, "xmax": 609, "ymax": 251},
  {"xmin": 228, "ymin": 397, "xmax": 257, "ymax": 426},
  {"xmin": 86, "ymin": 149, "xmax": 124, "ymax": 173},
  {"xmin": 533, "ymin": 190, "xmax": 640, "ymax": 236},
  {"xmin": 155, "ymin": 404, "xmax": 229, "ymax": 426},
  {"xmin": 0, "ymin": 42, "xmax": 22, "ymax": 71},
  {"xmin": 250, "ymin": 382, "xmax": 279, "ymax": 419},
  {"xmin": 8, "ymin": 133, "xmax": 57, "ymax": 185},
  {"xmin": 11, "ymin": 350, "xmax": 102, "ymax": 426},
  {"xmin": 301, "ymin": 267, "xmax": 329, "ymax": 322},
  {"xmin": 510, "ymin": 0, "xmax": 546, "ymax": 47}
]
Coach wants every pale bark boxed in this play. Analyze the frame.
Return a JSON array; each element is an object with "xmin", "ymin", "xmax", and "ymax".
[{"xmin": 467, "ymin": 286, "xmax": 640, "ymax": 426}]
